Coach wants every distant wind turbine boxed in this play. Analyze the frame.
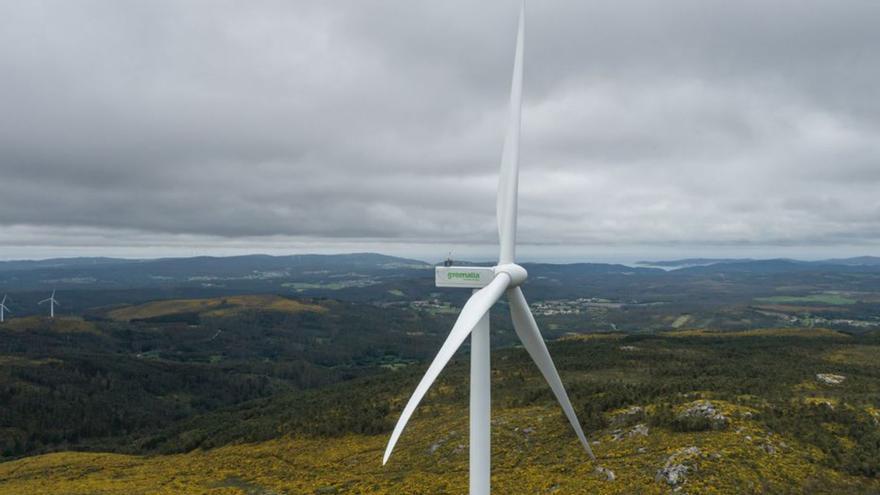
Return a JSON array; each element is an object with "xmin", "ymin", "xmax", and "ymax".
[
  {"xmin": 0, "ymin": 295, "xmax": 9, "ymax": 323},
  {"xmin": 382, "ymin": 3, "xmax": 594, "ymax": 493},
  {"xmin": 39, "ymin": 290, "xmax": 60, "ymax": 318}
]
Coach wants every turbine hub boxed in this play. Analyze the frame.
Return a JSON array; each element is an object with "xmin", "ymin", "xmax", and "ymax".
[{"xmin": 494, "ymin": 263, "xmax": 527, "ymax": 287}]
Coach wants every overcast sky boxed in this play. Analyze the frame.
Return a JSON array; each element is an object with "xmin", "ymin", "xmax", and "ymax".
[{"xmin": 1, "ymin": 1, "xmax": 878, "ymax": 262}]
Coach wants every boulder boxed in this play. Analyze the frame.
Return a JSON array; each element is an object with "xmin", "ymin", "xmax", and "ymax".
[
  {"xmin": 656, "ymin": 446, "xmax": 702, "ymax": 486},
  {"xmin": 595, "ymin": 466, "xmax": 616, "ymax": 481},
  {"xmin": 678, "ymin": 400, "xmax": 729, "ymax": 429},
  {"xmin": 816, "ymin": 373, "xmax": 845, "ymax": 385},
  {"xmin": 611, "ymin": 423, "xmax": 649, "ymax": 441}
]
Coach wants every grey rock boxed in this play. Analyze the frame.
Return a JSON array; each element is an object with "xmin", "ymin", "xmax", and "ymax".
[
  {"xmin": 678, "ymin": 400, "xmax": 729, "ymax": 429},
  {"xmin": 630, "ymin": 423, "xmax": 650, "ymax": 437},
  {"xmin": 612, "ymin": 423, "xmax": 649, "ymax": 441},
  {"xmin": 595, "ymin": 466, "xmax": 616, "ymax": 481},
  {"xmin": 657, "ymin": 463, "xmax": 690, "ymax": 486},
  {"xmin": 656, "ymin": 447, "xmax": 701, "ymax": 486},
  {"xmin": 816, "ymin": 373, "xmax": 845, "ymax": 385}
]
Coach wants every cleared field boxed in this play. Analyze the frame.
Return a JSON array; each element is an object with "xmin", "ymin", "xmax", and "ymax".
[
  {"xmin": 671, "ymin": 314, "xmax": 691, "ymax": 328},
  {"xmin": 107, "ymin": 295, "xmax": 326, "ymax": 321},
  {"xmin": 281, "ymin": 280, "xmax": 380, "ymax": 290},
  {"xmin": 755, "ymin": 294, "xmax": 858, "ymax": 306},
  {"xmin": 663, "ymin": 327, "xmax": 850, "ymax": 338},
  {"xmin": 0, "ymin": 316, "xmax": 98, "ymax": 334},
  {"xmin": 560, "ymin": 332, "xmax": 626, "ymax": 341}
]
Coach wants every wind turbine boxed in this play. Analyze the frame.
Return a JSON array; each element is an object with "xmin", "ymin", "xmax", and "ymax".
[
  {"xmin": 39, "ymin": 290, "xmax": 60, "ymax": 319},
  {"xmin": 383, "ymin": 3, "xmax": 595, "ymax": 493},
  {"xmin": 0, "ymin": 295, "xmax": 9, "ymax": 323}
]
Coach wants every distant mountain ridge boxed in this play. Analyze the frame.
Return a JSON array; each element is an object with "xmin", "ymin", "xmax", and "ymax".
[
  {"xmin": 640, "ymin": 256, "xmax": 880, "ymax": 269},
  {"xmin": 2, "ymin": 253, "xmax": 878, "ymax": 293},
  {"xmin": 5, "ymin": 253, "xmax": 879, "ymax": 274},
  {"xmin": 0, "ymin": 253, "xmax": 430, "ymax": 272},
  {"xmin": 0, "ymin": 253, "xmax": 433, "ymax": 298},
  {"xmin": 637, "ymin": 258, "xmax": 755, "ymax": 268},
  {"xmin": 821, "ymin": 256, "xmax": 880, "ymax": 266},
  {"xmin": 0, "ymin": 257, "xmax": 133, "ymax": 272}
]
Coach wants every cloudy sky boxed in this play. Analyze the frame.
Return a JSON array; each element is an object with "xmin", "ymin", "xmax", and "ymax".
[{"xmin": 1, "ymin": 1, "xmax": 878, "ymax": 262}]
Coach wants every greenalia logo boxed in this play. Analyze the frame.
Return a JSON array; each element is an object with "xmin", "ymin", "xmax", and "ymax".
[{"xmin": 448, "ymin": 272, "xmax": 481, "ymax": 280}]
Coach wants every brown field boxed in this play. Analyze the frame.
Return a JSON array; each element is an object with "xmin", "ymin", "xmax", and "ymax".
[
  {"xmin": 0, "ymin": 316, "xmax": 98, "ymax": 334},
  {"xmin": 107, "ymin": 295, "xmax": 326, "ymax": 321}
]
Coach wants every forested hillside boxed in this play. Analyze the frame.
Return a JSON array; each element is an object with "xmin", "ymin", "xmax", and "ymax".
[{"xmin": 1, "ymin": 328, "xmax": 879, "ymax": 493}]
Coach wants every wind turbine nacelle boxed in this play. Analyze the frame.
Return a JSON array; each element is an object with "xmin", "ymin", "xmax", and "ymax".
[
  {"xmin": 494, "ymin": 263, "xmax": 528, "ymax": 287},
  {"xmin": 435, "ymin": 266, "xmax": 495, "ymax": 288}
]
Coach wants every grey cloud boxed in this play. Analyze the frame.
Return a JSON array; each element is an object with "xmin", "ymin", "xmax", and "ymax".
[{"xmin": 0, "ymin": 0, "xmax": 878, "ymax": 259}]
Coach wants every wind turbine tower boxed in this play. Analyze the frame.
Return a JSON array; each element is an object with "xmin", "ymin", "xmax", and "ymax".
[
  {"xmin": 39, "ymin": 290, "xmax": 60, "ymax": 319},
  {"xmin": 0, "ymin": 295, "xmax": 9, "ymax": 323},
  {"xmin": 383, "ymin": 3, "xmax": 595, "ymax": 493}
]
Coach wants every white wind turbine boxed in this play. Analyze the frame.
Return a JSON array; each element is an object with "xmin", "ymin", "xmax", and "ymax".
[
  {"xmin": 39, "ymin": 290, "xmax": 60, "ymax": 319},
  {"xmin": 382, "ymin": 3, "xmax": 595, "ymax": 493},
  {"xmin": 0, "ymin": 295, "xmax": 9, "ymax": 323}
]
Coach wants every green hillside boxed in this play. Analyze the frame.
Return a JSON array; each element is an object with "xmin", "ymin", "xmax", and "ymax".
[
  {"xmin": 2, "ymin": 328, "xmax": 878, "ymax": 493},
  {"xmin": 1, "ymin": 400, "xmax": 876, "ymax": 495}
]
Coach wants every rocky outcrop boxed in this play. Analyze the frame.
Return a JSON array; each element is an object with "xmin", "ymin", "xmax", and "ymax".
[
  {"xmin": 595, "ymin": 466, "xmax": 616, "ymax": 481},
  {"xmin": 678, "ymin": 400, "xmax": 729, "ymax": 429},
  {"xmin": 656, "ymin": 446, "xmax": 702, "ymax": 486},
  {"xmin": 816, "ymin": 373, "xmax": 845, "ymax": 385},
  {"xmin": 611, "ymin": 423, "xmax": 649, "ymax": 441}
]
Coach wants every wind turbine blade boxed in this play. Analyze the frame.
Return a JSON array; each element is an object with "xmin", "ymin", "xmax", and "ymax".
[
  {"xmin": 508, "ymin": 286, "xmax": 596, "ymax": 460},
  {"xmin": 383, "ymin": 273, "xmax": 511, "ymax": 465},
  {"xmin": 39, "ymin": 298, "xmax": 50, "ymax": 305},
  {"xmin": 496, "ymin": 0, "xmax": 524, "ymax": 265}
]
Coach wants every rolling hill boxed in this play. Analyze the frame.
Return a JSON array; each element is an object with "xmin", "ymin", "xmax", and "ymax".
[{"xmin": 1, "ymin": 328, "xmax": 879, "ymax": 494}]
